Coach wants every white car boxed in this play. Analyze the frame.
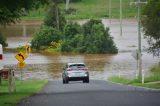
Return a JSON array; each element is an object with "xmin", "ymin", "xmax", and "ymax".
[{"xmin": 62, "ymin": 63, "xmax": 89, "ymax": 84}]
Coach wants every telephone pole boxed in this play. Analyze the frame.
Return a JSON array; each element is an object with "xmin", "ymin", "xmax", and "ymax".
[
  {"xmin": 120, "ymin": 0, "xmax": 123, "ymax": 36},
  {"xmin": 109, "ymin": 0, "xmax": 111, "ymax": 26},
  {"xmin": 130, "ymin": 0, "xmax": 147, "ymax": 83}
]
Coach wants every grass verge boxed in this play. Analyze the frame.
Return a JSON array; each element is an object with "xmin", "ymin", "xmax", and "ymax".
[
  {"xmin": 108, "ymin": 75, "xmax": 160, "ymax": 89},
  {"xmin": 0, "ymin": 80, "xmax": 48, "ymax": 106},
  {"xmin": 108, "ymin": 65, "xmax": 160, "ymax": 89}
]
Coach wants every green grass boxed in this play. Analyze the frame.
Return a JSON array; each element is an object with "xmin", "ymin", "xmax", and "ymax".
[
  {"xmin": 63, "ymin": 0, "xmax": 137, "ymax": 19},
  {"xmin": 0, "ymin": 80, "xmax": 48, "ymax": 106},
  {"xmin": 108, "ymin": 76, "xmax": 160, "ymax": 89},
  {"xmin": 150, "ymin": 65, "xmax": 160, "ymax": 73},
  {"xmin": 22, "ymin": 0, "xmax": 138, "ymax": 20},
  {"xmin": 108, "ymin": 65, "xmax": 160, "ymax": 89}
]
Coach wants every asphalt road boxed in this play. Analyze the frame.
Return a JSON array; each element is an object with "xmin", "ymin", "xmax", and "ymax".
[{"xmin": 19, "ymin": 80, "xmax": 160, "ymax": 106}]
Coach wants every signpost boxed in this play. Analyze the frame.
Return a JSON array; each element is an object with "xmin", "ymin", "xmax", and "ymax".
[
  {"xmin": 15, "ymin": 51, "xmax": 27, "ymax": 80},
  {"xmin": 17, "ymin": 62, "xmax": 26, "ymax": 68}
]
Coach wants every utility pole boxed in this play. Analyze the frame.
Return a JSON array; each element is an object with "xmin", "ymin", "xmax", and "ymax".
[
  {"xmin": 130, "ymin": 0, "xmax": 147, "ymax": 84},
  {"xmin": 109, "ymin": 0, "xmax": 111, "ymax": 26},
  {"xmin": 137, "ymin": 0, "xmax": 142, "ymax": 82},
  {"xmin": 120, "ymin": 0, "xmax": 123, "ymax": 36},
  {"xmin": 65, "ymin": 0, "xmax": 70, "ymax": 11}
]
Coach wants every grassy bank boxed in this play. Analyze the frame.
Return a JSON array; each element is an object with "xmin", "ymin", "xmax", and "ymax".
[
  {"xmin": 22, "ymin": 0, "xmax": 137, "ymax": 20},
  {"xmin": 108, "ymin": 65, "xmax": 160, "ymax": 89},
  {"xmin": 0, "ymin": 80, "xmax": 48, "ymax": 106},
  {"xmin": 108, "ymin": 76, "xmax": 160, "ymax": 89}
]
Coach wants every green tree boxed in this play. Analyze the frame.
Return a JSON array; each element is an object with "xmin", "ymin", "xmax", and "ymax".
[
  {"xmin": 0, "ymin": 0, "xmax": 48, "ymax": 25},
  {"xmin": 82, "ymin": 19, "xmax": 118, "ymax": 54},
  {"xmin": 141, "ymin": 0, "xmax": 160, "ymax": 56},
  {"xmin": 44, "ymin": 2, "xmax": 66, "ymax": 31},
  {"xmin": 62, "ymin": 19, "xmax": 118, "ymax": 54}
]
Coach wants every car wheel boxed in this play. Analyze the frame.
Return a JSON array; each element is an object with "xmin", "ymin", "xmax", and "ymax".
[
  {"xmin": 85, "ymin": 77, "xmax": 89, "ymax": 83},
  {"xmin": 86, "ymin": 78, "xmax": 89, "ymax": 83},
  {"xmin": 66, "ymin": 79, "xmax": 69, "ymax": 84},
  {"xmin": 63, "ymin": 79, "xmax": 65, "ymax": 84}
]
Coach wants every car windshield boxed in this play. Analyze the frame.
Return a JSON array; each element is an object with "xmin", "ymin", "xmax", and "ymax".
[{"xmin": 69, "ymin": 64, "xmax": 85, "ymax": 69}]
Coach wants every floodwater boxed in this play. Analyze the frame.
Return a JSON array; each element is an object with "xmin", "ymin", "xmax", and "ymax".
[{"xmin": 0, "ymin": 19, "xmax": 159, "ymax": 80}]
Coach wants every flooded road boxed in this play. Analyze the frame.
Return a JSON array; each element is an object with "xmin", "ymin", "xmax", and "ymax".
[
  {"xmin": 2, "ymin": 52, "xmax": 159, "ymax": 80},
  {"xmin": 0, "ymin": 19, "xmax": 159, "ymax": 80}
]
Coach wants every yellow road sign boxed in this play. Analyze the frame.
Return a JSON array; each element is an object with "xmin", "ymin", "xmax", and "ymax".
[
  {"xmin": 26, "ymin": 45, "xmax": 31, "ymax": 53},
  {"xmin": 17, "ymin": 62, "xmax": 26, "ymax": 68},
  {"xmin": 15, "ymin": 51, "xmax": 27, "ymax": 62}
]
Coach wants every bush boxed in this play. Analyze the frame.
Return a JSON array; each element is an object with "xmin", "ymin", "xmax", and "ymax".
[
  {"xmin": 62, "ymin": 19, "xmax": 118, "ymax": 54},
  {"xmin": 31, "ymin": 26, "xmax": 62, "ymax": 49},
  {"xmin": 63, "ymin": 22, "xmax": 82, "ymax": 39},
  {"xmin": 0, "ymin": 32, "xmax": 8, "ymax": 47}
]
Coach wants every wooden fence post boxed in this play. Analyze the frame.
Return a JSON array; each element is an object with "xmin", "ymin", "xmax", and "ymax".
[{"xmin": 8, "ymin": 69, "xmax": 16, "ymax": 93}]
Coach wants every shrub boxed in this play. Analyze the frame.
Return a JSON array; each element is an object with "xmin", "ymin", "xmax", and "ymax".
[{"xmin": 31, "ymin": 26, "xmax": 62, "ymax": 49}]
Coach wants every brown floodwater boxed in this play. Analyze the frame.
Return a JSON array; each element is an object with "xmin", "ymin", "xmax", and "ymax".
[
  {"xmin": 0, "ymin": 19, "xmax": 159, "ymax": 80},
  {"xmin": 2, "ymin": 52, "xmax": 159, "ymax": 80}
]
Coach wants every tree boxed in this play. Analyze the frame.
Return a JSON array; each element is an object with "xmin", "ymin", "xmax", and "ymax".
[
  {"xmin": 0, "ymin": 0, "xmax": 48, "ymax": 25},
  {"xmin": 44, "ymin": 1, "xmax": 66, "ymax": 31},
  {"xmin": 62, "ymin": 19, "xmax": 118, "ymax": 54},
  {"xmin": 141, "ymin": 0, "xmax": 160, "ymax": 56},
  {"xmin": 82, "ymin": 19, "xmax": 118, "ymax": 54}
]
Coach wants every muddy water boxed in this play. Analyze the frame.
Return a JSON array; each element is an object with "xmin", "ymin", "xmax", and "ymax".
[
  {"xmin": 3, "ymin": 52, "xmax": 159, "ymax": 80},
  {"xmin": 1, "ymin": 19, "xmax": 159, "ymax": 80},
  {"xmin": 0, "ymin": 20, "xmax": 41, "ymax": 48}
]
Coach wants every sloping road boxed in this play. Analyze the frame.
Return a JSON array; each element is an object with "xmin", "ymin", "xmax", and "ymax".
[{"xmin": 19, "ymin": 80, "xmax": 160, "ymax": 106}]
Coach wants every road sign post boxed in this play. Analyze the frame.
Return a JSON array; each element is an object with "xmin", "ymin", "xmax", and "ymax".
[{"xmin": 15, "ymin": 51, "xmax": 27, "ymax": 81}]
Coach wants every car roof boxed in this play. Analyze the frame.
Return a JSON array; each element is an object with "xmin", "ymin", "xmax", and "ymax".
[{"xmin": 67, "ymin": 63, "xmax": 85, "ymax": 66}]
